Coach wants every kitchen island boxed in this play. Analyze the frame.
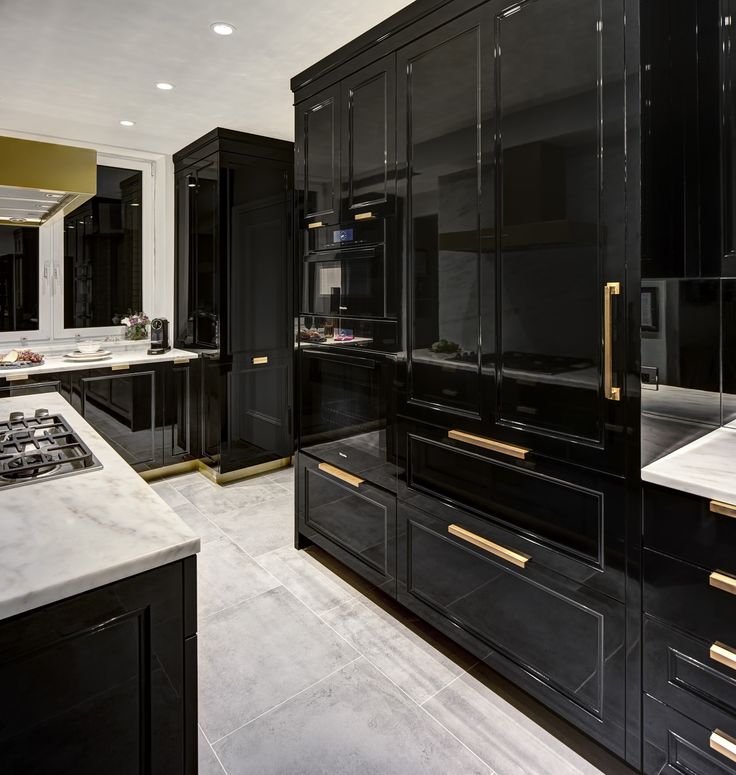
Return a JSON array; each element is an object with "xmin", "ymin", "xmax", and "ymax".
[{"xmin": 0, "ymin": 392, "xmax": 200, "ymax": 775}]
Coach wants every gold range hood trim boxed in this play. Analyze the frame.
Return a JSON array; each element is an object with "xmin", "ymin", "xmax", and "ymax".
[{"xmin": 0, "ymin": 136, "xmax": 97, "ymax": 227}]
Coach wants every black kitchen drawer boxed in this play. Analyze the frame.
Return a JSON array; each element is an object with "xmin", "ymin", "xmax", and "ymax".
[
  {"xmin": 644, "ymin": 617, "xmax": 736, "ymax": 732},
  {"xmin": 644, "ymin": 484, "xmax": 736, "ymax": 573},
  {"xmin": 297, "ymin": 453, "xmax": 396, "ymax": 595},
  {"xmin": 644, "ymin": 694, "xmax": 736, "ymax": 775},
  {"xmin": 397, "ymin": 419, "xmax": 625, "ymax": 601},
  {"xmin": 644, "ymin": 549, "xmax": 736, "ymax": 644},
  {"xmin": 397, "ymin": 501, "xmax": 626, "ymax": 756}
]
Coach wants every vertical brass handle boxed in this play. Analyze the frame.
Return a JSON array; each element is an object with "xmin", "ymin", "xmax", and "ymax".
[
  {"xmin": 710, "ymin": 729, "xmax": 736, "ymax": 763},
  {"xmin": 710, "ymin": 642, "xmax": 736, "ymax": 672},
  {"xmin": 710, "ymin": 571, "xmax": 736, "ymax": 596},
  {"xmin": 448, "ymin": 524, "xmax": 531, "ymax": 569},
  {"xmin": 604, "ymin": 281, "xmax": 621, "ymax": 401},
  {"xmin": 307, "ymin": 221, "xmax": 323, "ymax": 230},
  {"xmin": 710, "ymin": 500, "xmax": 736, "ymax": 519}
]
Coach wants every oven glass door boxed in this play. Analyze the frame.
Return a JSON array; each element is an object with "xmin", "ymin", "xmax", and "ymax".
[{"xmin": 304, "ymin": 247, "xmax": 384, "ymax": 318}]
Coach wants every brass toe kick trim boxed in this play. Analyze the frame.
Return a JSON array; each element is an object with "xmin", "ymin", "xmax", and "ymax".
[
  {"xmin": 448, "ymin": 524, "xmax": 530, "ymax": 569},
  {"xmin": 448, "ymin": 429, "xmax": 529, "ymax": 460}
]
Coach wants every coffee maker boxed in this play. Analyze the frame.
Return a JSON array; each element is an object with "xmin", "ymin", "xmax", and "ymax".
[{"xmin": 147, "ymin": 318, "xmax": 171, "ymax": 355}]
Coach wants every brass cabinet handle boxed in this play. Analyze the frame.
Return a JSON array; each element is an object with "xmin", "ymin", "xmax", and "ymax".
[
  {"xmin": 317, "ymin": 462, "xmax": 364, "ymax": 488},
  {"xmin": 355, "ymin": 211, "xmax": 374, "ymax": 221},
  {"xmin": 111, "ymin": 364, "xmax": 130, "ymax": 371},
  {"xmin": 710, "ymin": 729, "xmax": 736, "ymax": 763},
  {"xmin": 710, "ymin": 642, "xmax": 736, "ymax": 672},
  {"xmin": 604, "ymin": 281, "xmax": 621, "ymax": 401},
  {"xmin": 448, "ymin": 429, "xmax": 529, "ymax": 460},
  {"xmin": 448, "ymin": 524, "xmax": 531, "ymax": 569},
  {"xmin": 710, "ymin": 500, "xmax": 736, "ymax": 519},
  {"xmin": 173, "ymin": 358, "xmax": 191, "ymax": 365},
  {"xmin": 307, "ymin": 221, "xmax": 323, "ymax": 229},
  {"xmin": 5, "ymin": 374, "xmax": 29, "ymax": 382},
  {"xmin": 252, "ymin": 356, "xmax": 269, "ymax": 365},
  {"xmin": 710, "ymin": 570, "xmax": 736, "ymax": 596}
]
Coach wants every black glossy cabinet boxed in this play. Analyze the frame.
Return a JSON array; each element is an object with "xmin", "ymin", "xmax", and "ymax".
[
  {"xmin": 0, "ymin": 558, "xmax": 197, "ymax": 775},
  {"xmin": 175, "ymin": 129, "xmax": 294, "ymax": 476},
  {"xmin": 397, "ymin": 0, "xmax": 627, "ymax": 475},
  {"xmin": 295, "ymin": 55, "xmax": 396, "ymax": 228},
  {"xmin": 0, "ymin": 371, "xmax": 69, "ymax": 399}
]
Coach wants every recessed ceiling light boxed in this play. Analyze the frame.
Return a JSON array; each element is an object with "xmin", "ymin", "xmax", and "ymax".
[
  {"xmin": 120, "ymin": 119, "xmax": 135, "ymax": 127},
  {"xmin": 45, "ymin": 193, "xmax": 63, "ymax": 199},
  {"xmin": 155, "ymin": 82, "xmax": 174, "ymax": 90},
  {"xmin": 130, "ymin": 202, "xmax": 140, "ymax": 207},
  {"xmin": 210, "ymin": 22, "xmax": 235, "ymax": 35}
]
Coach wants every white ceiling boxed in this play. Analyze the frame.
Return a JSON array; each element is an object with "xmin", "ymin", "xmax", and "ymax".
[{"xmin": 0, "ymin": 0, "xmax": 413, "ymax": 155}]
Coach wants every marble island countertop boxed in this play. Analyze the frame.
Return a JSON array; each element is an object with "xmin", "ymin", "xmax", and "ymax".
[
  {"xmin": 0, "ymin": 346, "xmax": 199, "ymax": 379},
  {"xmin": 0, "ymin": 392, "xmax": 200, "ymax": 621},
  {"xmin": 641, "ymin": 426, "xmax": 736, "ymax": 504}
]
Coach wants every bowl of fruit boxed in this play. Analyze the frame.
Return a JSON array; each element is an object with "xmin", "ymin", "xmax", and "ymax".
[{"xmin": 0, "ymin": 349, "xmax": 45, "ymax": 368}]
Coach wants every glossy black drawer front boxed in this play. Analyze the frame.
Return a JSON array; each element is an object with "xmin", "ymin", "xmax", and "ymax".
[
  {"xmin": 644, "ymin": 484, "xmax": 736, "ymax": 572},
  {"xmin": 397, "ymin": 502, "xmax": 625, "ymax": 753},
  {"xmin": 398, "ymin": 420, "xmax": 625, "ymax": 601},
  {"xmin": 644, "ymin": 549, "xmax": 736, "ymax": 645},
  {"xmin": 644, "ymin": 694, "xmax": 736, "ymax": 775},
  {"xmin": 644, "ymin": 617, "xmax": 736, "ymax": 733},
  {"xmin": 298, "ymin": 453, "xmax": 396, "ymax": 593}
]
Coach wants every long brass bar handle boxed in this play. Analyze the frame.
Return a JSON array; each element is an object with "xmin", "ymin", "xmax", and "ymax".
[
  {"xmin": 710, "ymin": 642, "xmax": 736, "ymax": 672},
  {"xmin": 448, "ymin": 524, "xmax": 531, "ymax": 569},
  {"xmin": 317, "ymin": 462, "xmax": 364, "ymax": 488},
  {"xmin": 604, "ymin": 281, "xmax": 621, "ymax": 401},
  {"xmin": 448, "ymin": 429, "xmax": 529, "ymax": 460},
  {"xmin": 710, "ymin": 570, "xmax": 736, "ymax": 596},
  {"xmin": 710, "ymin": 500, "xmax": 736, "ymax": 520},
  {"xmin": 710, "ymin": 729, "xmax": 736, "ymax": 763},
  {"xmin": 355, "ymin": 211, "xmax": 374, "ymax": 221},
  {"xmin": 307, "ymin": 221, "xmax": 323, "ymax": 230}
]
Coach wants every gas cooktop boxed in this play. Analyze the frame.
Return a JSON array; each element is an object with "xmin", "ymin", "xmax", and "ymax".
[{"xmin": 0, "ymin": 409, "xmax": 102, "ymax": 490}]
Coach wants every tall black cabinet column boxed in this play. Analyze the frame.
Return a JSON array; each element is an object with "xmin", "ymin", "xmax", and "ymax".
[{"xmin": 174, "ymin": 129, "xmax": 294, "ymax": 479}]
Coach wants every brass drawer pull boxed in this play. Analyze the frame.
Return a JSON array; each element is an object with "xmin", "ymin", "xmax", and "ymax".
[
  {"xmin": 710, "ymin": 642, "xmax": 736, "ymax": 672},
  {"xmin": 173, "ymin": 358, "xmax": 191, "ymax": 365},
  {"xmin": 710, "ymin": 500, "xmax": 736, "ymax": 520},
  {"xmin": 448, "ymin": 429, "xmax": 529, "ymax": 460},
  {"xmin": 318, "ymin": 462, "xmax": 364, "ymax": 488},
  {"xmin": 604, "ymin": 281, "xmax": 621, "ymax": 401},
  {"xmin": 710, "ymin": 729, "xmax": 736, "ymax": 763},
  {"xmin": 448, "ymin": 524, "xmax": 531, "ymax": 569},
  {"xmin": 355, "ymin": 211, "xmax": 374, "ymax": 221},
  {"xmin": 111, "ymin": 364, "xmax": 130, "ymax": 371},
  {"xmin": 710, "ymin": 571, "xmax": 736, "ymax": 596},
  {"xmin": 307, "ymin": 221, "xmax": 323, "ymax": 229},
  {"xmin": 5, "ymin": 374, "xmax": 29, "ymax": 382},
  {"xmin": 252, "ymin": 356, "xmax": 269, "ymax": 365}
]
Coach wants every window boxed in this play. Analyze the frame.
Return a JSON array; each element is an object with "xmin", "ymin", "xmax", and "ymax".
[
  {"xmin": 0, "ymin": 225, "xmax": 39, "ymax": 332},
  {"xmin": 62, "ymin": 165, "xmax": 143, "ymax": 328}
]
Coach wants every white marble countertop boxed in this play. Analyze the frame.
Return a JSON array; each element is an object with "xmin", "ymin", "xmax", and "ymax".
[
  {"xmin": 0, "ymin": 392, "xmax": 200, "ymax": 621},
  {"xmin": 641, "ymin": 426, "xmax": 736, "ymax": 504},
  {"xmin": 0, "ymin": 346, "xmax": 199, "ymax": 379}
]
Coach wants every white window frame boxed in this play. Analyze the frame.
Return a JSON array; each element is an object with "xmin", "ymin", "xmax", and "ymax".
[{"xmin": 51, "ymin": 154, "xmax": 156, "ymax": 340}]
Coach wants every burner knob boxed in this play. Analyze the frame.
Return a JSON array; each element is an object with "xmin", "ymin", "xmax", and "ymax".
[
  {"xmin": 34, "ymin": 408, "xmax": 49, "ymax": 418},
  {"xmin": 9, "ymin": 411, "xmax": 24, "ymax": 422}
]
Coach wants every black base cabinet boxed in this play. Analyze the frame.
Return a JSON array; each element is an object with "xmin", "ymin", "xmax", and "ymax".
[{"xmin": 0, "ymin": 558, "xmax": 197, "ymax": 775}]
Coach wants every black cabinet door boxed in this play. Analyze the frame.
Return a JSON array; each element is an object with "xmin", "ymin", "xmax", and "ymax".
[
  {"xmin": 73, "ymin": 368, "xmax": 161, "ymax": 471},
  {"xmin": 296, "ymin": 85, "xmax": 341, "ymax": 228},
  {"xmin": 0, "ymin": 372, "xmax": 68, "ymax": 399},
  {"xmin": 724, "ymin": 0, "xmax": 736, "ymax": 268},
  {"xmin": 340, "ymin": 54, "xmax": 396, "ymax": 221},
  {"xmin": 398, "ymin": 9, "xmax": 495, "ymax": 425},
  {"xmin": 162, "ymin": 360, "xmax": 196, "ymax": 466},
  {"xmin": 0, "ymin": 559, "xmax": 196, "ymax": 775}
]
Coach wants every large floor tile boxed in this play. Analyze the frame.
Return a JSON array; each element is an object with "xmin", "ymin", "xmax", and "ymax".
[
  {"xmin": 255, "ymin": 545, "xmax": 358, "ymax": 615},
  {"xmin": 198, "ymin": 727, "xmax": 226, "ymax": 775},
  {"xmin": 178, "ymin": 481, "xmax": 239, "ymax": 518},
  {"xmin": 423, "ymin": 671, "xmax": 623, "ymax": 775},
  {"xmin": 166, "ymin": 471, "xmax": 206, "ymax": 491},
  {"xmin": 265, "ymin": 466, "xmax": 295, "ymax": 485},
  {"xmin": 149, "ymin": 480, "xmax": 189, "ymax": 509},
  {"xmin": 214, "ymin": 658, "xmax": 490, "ymax": 775},
  {"xmin": 322, "ymin": 597, "xmax": 468, "ymax": 704},
  {"xmin": 172, "ymin": 503, "xmax": 222, "ymax": 544},
  {"xmin": 211, "ymin": 494, "xmax": 295, "ymax": 556},
  {"xmin": 199, "ymin": 586, "xmax": 358, "ymax": 742},
  {"xmin": 197, "ymin": 535, "xmax": 280, "ymax": 619}
]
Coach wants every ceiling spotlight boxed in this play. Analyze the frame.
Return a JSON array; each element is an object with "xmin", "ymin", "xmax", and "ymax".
[
  {"xmin": 120, "ymin": 119, "xmax": 135, "ymax": 127},
  {"xmin": 130, "ymin": 202, "xmax": 141, "ymax": 207},
  {"xmin": 155, "ymin": 82, "xmax": 174, "ymax": 90},
  {"xmin": 45, "ymin": 193, "xmax": 63, "ymax": 199},
  {"xmin": 210, "ymin": 22, "xmax": 235, "ymax": 35}
]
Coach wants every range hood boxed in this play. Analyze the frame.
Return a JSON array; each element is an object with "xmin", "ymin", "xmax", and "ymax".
[{"xmin": 0, "ymin": 136, "xmax": 96, "ymax": 227}]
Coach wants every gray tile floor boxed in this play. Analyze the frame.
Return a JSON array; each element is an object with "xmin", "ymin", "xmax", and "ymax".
[{"xmin": 150, "ymin": 468, "xmax": 634, "ymax": 775}]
